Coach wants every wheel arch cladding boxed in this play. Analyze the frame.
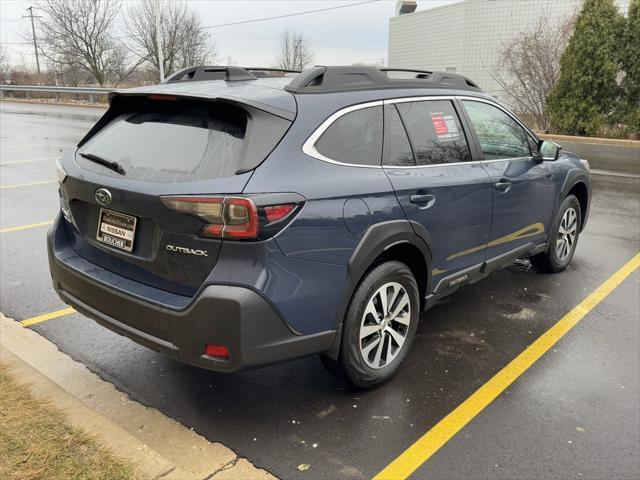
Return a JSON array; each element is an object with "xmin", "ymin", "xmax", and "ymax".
[
  {"xmin": 324, "ymin": 221, "xmax": 432, "ymax": 361},
  {"xmin": 335, "ymin": 220, "xmax": 432, "ymax": 329},
  {"xmin": 567, "ymin": 181, "xmax": 589, "ymax": 231},
  {"xmin": 558, "ymin": 167, "xmax": 590, "ymax": 231},
  {"xmin": 371, "ymin": 242, "xmax": 429, "ymax": 308}
]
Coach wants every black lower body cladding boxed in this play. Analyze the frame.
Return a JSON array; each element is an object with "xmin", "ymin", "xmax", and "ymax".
[{"xmin": 47, "ymin": 217, "xmax": 335, "ymax": 372}]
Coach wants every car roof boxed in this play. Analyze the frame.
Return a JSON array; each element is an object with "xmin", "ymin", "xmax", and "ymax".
[{"xmin": 111, "ymin": 66, "xmax": 495, "ymax": 120}]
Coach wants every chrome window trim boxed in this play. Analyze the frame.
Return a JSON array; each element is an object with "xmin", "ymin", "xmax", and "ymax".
[
  {"xmin": 301, "ymin": 94, "xmax": 537, "ymax": 170},
  {"xmin": 385, "ymin": 95, "xmax": 455, "ymax": 104},
  {"xmin": 383, "ymin": 95, "xmax": 477, "ymax": 169},
  {"xmin": 384, "ymin": 157, "xmax": 532, "ymax": 170}
]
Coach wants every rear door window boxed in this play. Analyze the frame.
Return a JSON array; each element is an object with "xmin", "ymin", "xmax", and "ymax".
[
  {"xmin": 314, "ymin": 106, "xmax": 383, "ymax": 166},
  {"xmin": 78, "ymin": 101, "xmax": 248, "ymax": 182},
  {"xmin": 395, "ymin": 100, "xmax": 472, "ymax": 166}
]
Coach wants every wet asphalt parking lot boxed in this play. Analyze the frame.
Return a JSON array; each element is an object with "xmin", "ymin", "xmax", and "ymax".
[{"xmin": 1, "ymin": 101, "xmax": 639, "ymax": 480}]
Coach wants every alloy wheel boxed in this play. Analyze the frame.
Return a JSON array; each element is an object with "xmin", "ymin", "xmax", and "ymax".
[
  {"xmin": 556, "ymin": 207, "xmax": 578, "ymax": 261},
  {"xmin": 359, "ymin": 282, "xmax": 411, "ymax": 369}
]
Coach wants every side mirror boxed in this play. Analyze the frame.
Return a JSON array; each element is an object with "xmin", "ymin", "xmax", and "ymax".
[{"xmin": 538, "ymin": 140, "xmax": 561, "ymax": 161}]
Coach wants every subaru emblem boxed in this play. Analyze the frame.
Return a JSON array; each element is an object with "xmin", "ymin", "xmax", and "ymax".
[{"xmin": 95, "ymin": 188, "xmax": 112, "ymax": 206}]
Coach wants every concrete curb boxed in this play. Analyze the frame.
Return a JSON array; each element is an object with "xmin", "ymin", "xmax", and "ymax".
[
  {"xmin": 1, "ymin": 349, "xmax": 192, "ymax": 480},
  {"xmin": 539, "ymin": 134, "xmax": 639, "ymax": 175},
  {"xmin": 590, "ymin": 169, "xmax": 640, "ymax": 179},
  {"xmin": 1, "ymin": 98, "xmax": 108, "ymax": 109},
  {"xmin": 539, "ymin": 133, "xmax": 640, "ymax": 147},
  {"xmin": 0, "ymin": 313, "xmax": 276, "ymax": 480}
]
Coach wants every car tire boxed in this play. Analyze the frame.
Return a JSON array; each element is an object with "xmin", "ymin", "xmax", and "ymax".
[
  {"xmin": 335, "ymin": 261, "xmax": 419, "ymax": 389},
  {"xmin": 531, "ymin": 195, "xmax": 582, "ymax": 273}
]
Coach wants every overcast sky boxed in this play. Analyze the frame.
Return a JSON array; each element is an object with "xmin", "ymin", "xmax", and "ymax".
[{"xmin": 0, "ymin": 0, "xmax": 459, "ymax": 68}]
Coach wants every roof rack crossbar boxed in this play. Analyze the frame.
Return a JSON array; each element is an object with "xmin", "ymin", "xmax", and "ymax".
[
  {"xmin": 379, "ymin": 68, "xmax": 434, "ymax": 75},
  {"xmin": 241, "ymin": 67, "xmax": 301, "ymax": 74},
  {"xmin": 164, "ymin": 66, "xmax": 301, "ymax": 83},
  {"xmin": 161, "ymin": 65, "xmax": 481, "ymax": 92},
  {"xmin": 284, "ymin": 66, "xmax": 481, "ymax": 93}
]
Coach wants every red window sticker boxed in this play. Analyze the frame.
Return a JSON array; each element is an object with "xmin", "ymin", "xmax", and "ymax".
[{"xmin": 431, "ymin": 114, "xmax": 449, "ymax": 135}]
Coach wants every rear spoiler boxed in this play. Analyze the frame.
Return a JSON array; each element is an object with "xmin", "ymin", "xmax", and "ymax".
[{"xmin": 108, "ymin": 91, "xmax": 296, "ymax": 121}]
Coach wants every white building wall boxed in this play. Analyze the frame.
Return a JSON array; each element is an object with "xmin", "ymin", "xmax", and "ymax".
[
  {"xmin": 388, "ymin": 2, "xmax": 466, "ymax": 74},
  {"xmin": 389, "ymin": 0, "xmax": 583, "ymax": 100}
]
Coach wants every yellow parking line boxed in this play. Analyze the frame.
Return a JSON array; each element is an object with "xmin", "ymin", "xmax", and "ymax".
[
  {"xmin": 0, "ymin": 180, "xmax": 57, "ymax": 190},
  {"xmin": 374, "ymin": 252, "xmax": 640, "ymax": 480},
  {"xmin": 0, "ymin": 220, "xmax": 53, "ymax": 234},
  {"xmin": 0, "ymin": 156, "xmax": 60, "ymax": 165},
  {"xmin": 20, "ymin": 307, "xmax": 75, "ymax": 327}
]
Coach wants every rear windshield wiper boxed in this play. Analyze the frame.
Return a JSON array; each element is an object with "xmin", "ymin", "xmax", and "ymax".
[{"xmin": 79, "ymin": 152, "xmax": 126, "ymax": 175}]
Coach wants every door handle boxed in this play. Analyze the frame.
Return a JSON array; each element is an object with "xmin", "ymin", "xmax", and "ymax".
[
  {"xmin": 494, "ymin": 181, "xmax": 512, "ymax": 193},
  {"xmin": 410, "ymin": 193, "xmax": 435, "ymax": 208}
]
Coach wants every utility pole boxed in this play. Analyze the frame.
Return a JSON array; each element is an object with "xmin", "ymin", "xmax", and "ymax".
[
  {"xmin": 25, "ymin": 6, "xmax": 41, "ymax": 80},
  {"xmin": 155, "ymin": 1, "xmax": 165, "ymax": 82}
]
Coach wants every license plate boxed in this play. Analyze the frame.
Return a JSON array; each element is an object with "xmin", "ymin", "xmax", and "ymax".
[{"xmin": 96, "ymin": 208, "xmax": 137, "ymax": 252}]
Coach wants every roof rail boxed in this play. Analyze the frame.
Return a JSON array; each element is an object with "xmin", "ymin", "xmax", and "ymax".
[
  {"xmin": 284, "ymin": 66, "xmax": 481, "ymax": 93},
  {"xmin": 164, "ymin": 66, "xmax": 300, "ymax": 83}
]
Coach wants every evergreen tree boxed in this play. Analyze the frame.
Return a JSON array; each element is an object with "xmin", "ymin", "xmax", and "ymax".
[
  {"xmin": 617, "ymin": 0, "xmax": 640, "ymax": 134},
  {"xmin": 547, "ymin": 0, "xmax": 624, "ymax": 135}
]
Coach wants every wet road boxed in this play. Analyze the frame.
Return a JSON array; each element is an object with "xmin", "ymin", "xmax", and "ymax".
[{"xmin": 1, "ymin": 101, "xmax": 639, "ymax": 480}]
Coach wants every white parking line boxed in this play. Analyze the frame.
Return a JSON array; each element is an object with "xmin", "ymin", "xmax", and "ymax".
[
  {"xmin": 0, "ymin": 180, "xmax": 57, "ymax": 190},
  {"xmin": 0, "ymin": 156, "xmax": 60, "ymax": 166},
  {"xmin": 0, "ymin": 143, "xmax": 54, "ymax": 149}
]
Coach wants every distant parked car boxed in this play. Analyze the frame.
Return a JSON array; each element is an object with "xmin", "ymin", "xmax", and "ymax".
[{"xmin": 48, "ymin": 66, "xmax": 591, "ymax": 388}]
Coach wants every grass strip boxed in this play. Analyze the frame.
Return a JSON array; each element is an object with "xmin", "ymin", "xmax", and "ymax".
[{"xmin": 0, "ymin": 362, "xmax": 137, "ymax": 480}]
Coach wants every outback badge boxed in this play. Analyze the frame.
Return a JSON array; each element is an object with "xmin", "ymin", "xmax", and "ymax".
[{"xmin": 166, "ymin": 245, "xmax": 208, "ymax": 257}]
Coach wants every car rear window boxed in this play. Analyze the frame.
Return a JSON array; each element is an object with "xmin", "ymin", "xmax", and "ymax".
[{"xmin": 77, "ymin": 101, "xmax": 248, "ymax": 182}]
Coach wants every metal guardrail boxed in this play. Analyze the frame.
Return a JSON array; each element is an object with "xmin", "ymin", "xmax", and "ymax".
[{"xmin": 0, "ymin": 84, "xmax": 112, "ymax": 103}]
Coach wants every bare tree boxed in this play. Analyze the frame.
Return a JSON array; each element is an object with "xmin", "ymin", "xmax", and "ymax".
[
  {"xmin": 124, "ymin": 0, "xmax": 215, "ymax": 78},
  {"xmin": 0, "ymin": 45, "xmax": 9, "ymax": 83},
  {"xmin": 492, "ymin": 13, "xmax": 575, "ymax": 131},
  {"xmin": 106, "ymin": 44, "xmax": 139, "ymax": 86},
  {"xmin": 47, "ymin": 54, "xmax": 92, "ymax": 86},
  {"xmin": 34, "ymin": 0, "xmax": 138, "ymax": 86},
  {"xmin": 277, "ymin": 30, "xmax": 313, "ymax": 71}
]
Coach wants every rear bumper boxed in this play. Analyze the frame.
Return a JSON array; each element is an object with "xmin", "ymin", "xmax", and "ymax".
[{"xmin": 47, "ymin": 217, "xmax": 335, "ymax": 372}]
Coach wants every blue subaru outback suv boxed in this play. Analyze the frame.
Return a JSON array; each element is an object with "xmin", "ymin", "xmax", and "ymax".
[{"xmin": 48, "ymin": 66, "xmax": 591, "ymax": 388}]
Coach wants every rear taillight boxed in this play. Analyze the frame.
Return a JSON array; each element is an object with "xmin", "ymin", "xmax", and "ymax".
[
  {"xmin": 56, "ymin": 159, "xmax": 78, "ymax": 228},
  {"xmin": 162, "ymin": 194, "xmax": 303, "ymax": 240},
  {"xmin": 221, "ymin": 197, "xmax": 259, "ymax": 239},
  {"xmin": 56, "ymin": 158, "xmax": 67, "ymax": 185},
  {"xmin": 264, "ymin": 204, "xmax": 296, "ymax": 222}
]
